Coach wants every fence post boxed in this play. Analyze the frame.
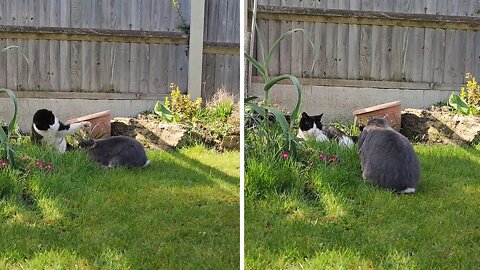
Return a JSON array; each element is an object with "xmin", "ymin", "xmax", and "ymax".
[{"xmin": 187, "ymin": 0, "xmax": 205, "ymax": 100}]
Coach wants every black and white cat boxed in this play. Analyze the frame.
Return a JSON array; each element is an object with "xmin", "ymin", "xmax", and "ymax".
[
  {"xmin": 31, "ymin": 109, "xmax": 91, "ymax": 153},
  {"xmin": 79, "ymin": 136, "xmax": 150, "ymax": 168},
  {"xmin": 297, "ymin": 112, "xmax": 355, "ymax": 148},
  {"xmin": 358, "ymin": 118, "xmax": 420, "ymax": 194}
]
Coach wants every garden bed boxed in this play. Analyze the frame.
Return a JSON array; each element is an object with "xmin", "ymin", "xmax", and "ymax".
[
  {"xmin": 401, "ymin": 105, "xmax": 480, "ymax": 145},
  {"xmin": 110, "ymin": 113, "xmax": 240, "ymax": 151}
]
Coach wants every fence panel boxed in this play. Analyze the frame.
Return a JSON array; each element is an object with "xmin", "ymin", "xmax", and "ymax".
[
  {"xmin": 0, "ymin": 0, "xmax": 240, "ymax": 101},
  {"xmin": 251, "ymin": 0, "xmax": 480, "ymax": 87}
]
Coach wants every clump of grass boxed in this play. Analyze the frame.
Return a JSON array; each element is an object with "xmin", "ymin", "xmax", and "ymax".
[
  {"xmin": 245, "ymin": 120, "xmax": 360, "ymax": 199},
  {"xmin": 1, "ymin": 142, "xmax": 240, "ymax": 269},
  {"xmin": 207, "ymin": 87, "xmax": 236, "ymax": 120},
  {"xmin": 246, "ymin": 142, "xmax": 480, "ymax": 269}
]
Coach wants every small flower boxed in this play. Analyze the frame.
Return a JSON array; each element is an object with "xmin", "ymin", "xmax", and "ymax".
[
  {"xmin": 44, "ymin": 163, "xmax": 53, "ymax": 170},
  {"xmin": 318, "ymin": 152, "xmax": 327, "ymax": 161},
  {"xmin": 1, "ymin": 160, "xmax": 7, "ymax": 168},
  {"xmin": 280, "ymin": 151, "xmax": 289, "ymax": 160},
  {"xmin": 328, "ymin": 156, "xmax": 338, "ymax": 164},
  {"xmin": 35, "ymin": 160, "xmax": 43, "ymax": 167}
]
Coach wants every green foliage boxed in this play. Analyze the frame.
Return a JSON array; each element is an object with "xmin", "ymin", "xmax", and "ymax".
[
  {"xmin": 153, "ymin": 102, "xmax": 174, "ymax": 122},
  {"xmin": 171, "ymin": 0, "xmax": 189, "ymax": 34},
  {"xmin": 245, "ymin": 27, "xmax": 315, "ymax": 158},
  {"xmin": 246, "ymin": 144, "xmax": 480, "ymax": 269},
  {"xmin": 331, "ymin": 118, "xmax": 361, "ymax": 137},
  {"xmin": 155, "ymin": 83, "xmax": 203, "ymax": 123},
  {"xmin": 461, "ymin": 73, "xmax": 480, "ymax": 107},
  {"xmin": 448, "ymin": 93, "xmax": 473, "ymax": 115},
  {"xmin": 0, "ymin": 88, "xmax": 18, "ymax": 167},
  {"xmin": 212, "ymin": 99, "xmax": 234, "ymax": 119},
  {"xmin": 0, "ymin": 46, "xmax": 30, "ymax": 167},
  {"xmin": 1, "ymin": 143, "xmax": 239, "ymax": 269},
  {"xmin": 245, "ymin": 124, "xmax": 303, "ymax": 197},
  {"xmin": 153, "ymin": 85, "xmax": 239, "ymax": 148},
  {"xmin": 449, "ymin": 73, "xmax": 480, "ymax": 116}
]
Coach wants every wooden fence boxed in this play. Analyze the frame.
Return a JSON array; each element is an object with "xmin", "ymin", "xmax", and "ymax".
[
  {"xmin": 249, "ymin": 0, "xmax": 480, "ymax": 92},
  {"xmin": 0, "ymin": 0, "xmax": 240, "ymax": 102}
]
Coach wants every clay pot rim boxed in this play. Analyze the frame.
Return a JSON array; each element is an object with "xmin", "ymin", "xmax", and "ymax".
[
  {"xmin": 352, "ymin": 100, "xmax": 401, "ymax": 116},
  {"xmin": 65, "ymin": 110, "xmax": 111, "ymax": 124}
]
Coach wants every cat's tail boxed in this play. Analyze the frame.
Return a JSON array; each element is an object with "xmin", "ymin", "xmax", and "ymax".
[{"xmin": 143, "ymin": 160, "xmax": 151, "ymax": 167}]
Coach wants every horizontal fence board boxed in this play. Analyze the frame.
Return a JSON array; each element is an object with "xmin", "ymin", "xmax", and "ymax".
[
  {"xmin": 253, "ymin": 5, "xmax": 480, "ymax": 30},
  {"xmin": 263, "ymin": 0, "xmax": 480, "ymax": 17},
  {"xmin": 6, "ymin": 90, "xmax": 167, "ymax": 100},
  {"xmin": 251, "ymin": 76, "xmax": 462, "ymax": 92}
]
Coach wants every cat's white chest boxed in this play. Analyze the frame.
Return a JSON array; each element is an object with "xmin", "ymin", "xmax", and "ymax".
[{"xmin": 33, "ymin": 125, "xmax": 67, "ymax": 153}]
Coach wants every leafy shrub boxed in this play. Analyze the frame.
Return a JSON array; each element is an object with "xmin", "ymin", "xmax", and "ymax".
[
  {"xmin": 153, "ymin": 84, "xmax": 239, "ymax": 149},
  {"xmin": 449, "ymin": 73, "xmax": 480, "ymax": 116},
  {"xmin": 154, "ymin": 83, "xmax": 202, "ymax": 123},
  {"xmin": 461, "ymin": 73, "xmax": 480, "ymax": 108}
]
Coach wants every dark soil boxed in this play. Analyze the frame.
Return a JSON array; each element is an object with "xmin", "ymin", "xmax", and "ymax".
[{"xmin": 401, "ymin": 106, "xmax": 480, "ymax": 145}]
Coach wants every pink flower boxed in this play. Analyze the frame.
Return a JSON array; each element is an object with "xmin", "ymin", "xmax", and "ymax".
[
  {"xmin": 280, "ymin": 151, "xmax": 289, "ymax": 160},
  {"xmin": 1, "ymin": 160, "xmax": 7, "ymax": 168},
  {"xmin": 328, "ymin": 156, "xmax": 338, "ymax": 164},
  {"xmin": 35, "ymin": 160, "xmax": 43, "ymax": 167},
  {"xmin": 318, "ymin": 152, "xmax": 327, "ymax": 161},
  {"xmin": 44, "ymin": 163, "xmax": 53, "ymax": 170}
]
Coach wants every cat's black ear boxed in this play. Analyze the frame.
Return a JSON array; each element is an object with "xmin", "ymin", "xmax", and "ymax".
[
  {"xmin": 301, "ymin": 112, "xmax": 309, "ymax": 118},
  {"xmin": 319, "ymin": 113, "xmax": 323, "ymax": 119}
]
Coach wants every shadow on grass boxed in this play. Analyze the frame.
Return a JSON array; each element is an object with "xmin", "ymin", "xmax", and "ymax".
[
  {"xmin": 1, "ymin": 147, "xmax": 240, "ymax": 269},
  {"xmin": 246, "ymin": 145, "xmax": 480, "ymax": 269}
]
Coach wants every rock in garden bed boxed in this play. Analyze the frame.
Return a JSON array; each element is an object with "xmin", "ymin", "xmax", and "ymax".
[{"xmin": 401, "ymin": 106, "xmax": 480, "ymax": 145}]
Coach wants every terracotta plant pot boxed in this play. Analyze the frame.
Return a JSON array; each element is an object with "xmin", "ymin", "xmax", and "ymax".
[
  {"xmin": 353, "ymin": 101, "xmax": 402, "ymax": 131},
  {"xmin": 66, "ymin": 110, "xmax": 112, "ymax": 139}
]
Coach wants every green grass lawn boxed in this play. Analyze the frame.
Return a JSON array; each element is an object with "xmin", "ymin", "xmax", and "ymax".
[
  {"xmin": 1, "ymin": 144, "xmax": 239, "ymax": 269},
  {"xmin": 246, "ymin": 143, "xmax": 480, "ymax": 269}
]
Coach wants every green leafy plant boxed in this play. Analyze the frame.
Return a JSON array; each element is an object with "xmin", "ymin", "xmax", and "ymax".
[
  {"xmin": 0, "ymin": 46, "xmax": 30, "ymax": 168},
  {"xmin": 448, "ymin": 93, "xmax": 473, "ymax": 115},
  {"xmin": 171, "ymin": 0, "xmax": 190, "ymax": 35},
  {"xmin": 0, "ymin": 88, "xmax": 18, "ymax": 167},
  {"xmin": 449, "ymin": 73, "xmax": 480, "ymax": 116},
  {"xmin": 245, "ymin": 27, "xmax": 315, "ymax": 157},
  {"xmin": 154, "ymin": 83, "xmax": 203, "ymax": 123},
  {"xmin": 331, "ymin": 118, "xmax": 361, "ymax": 138},
  {"xmin": 153, "ymin": 102, "xmax": 174, "ymax": 122}
]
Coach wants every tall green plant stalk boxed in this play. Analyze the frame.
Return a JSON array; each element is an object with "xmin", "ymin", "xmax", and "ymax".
[
  {"xmin": 0, "ymin": 46, "xmax": 29, "ymax": 167},
  {"xmin": 245, "ymin": 26, "xmax": 316, "ymax": 157},
  {"xmin": 0, "ymin": 88, "xmax": 18, "ymax": 166}
]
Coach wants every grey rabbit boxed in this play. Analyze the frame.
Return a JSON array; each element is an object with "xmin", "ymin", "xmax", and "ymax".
[
  {"xmin": 358, "ymin": 118, "xmax": 420, "ymax": 193},
  {"xmin": 79, "ymin": 135, "xmax": 150, "ymax": 168}
]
